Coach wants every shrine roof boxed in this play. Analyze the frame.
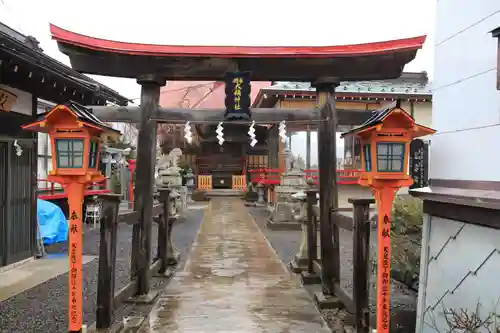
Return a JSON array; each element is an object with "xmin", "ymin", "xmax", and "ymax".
[
  {"xmin": 50, "ymin": 24, "xmax": 426, "ymax": 81},
  {"xmin": 252, "ymin": 73, "xmax": 431, "ymax": 107},
  {"xmin": 268, "ymin": 73, "xmax": 431, "ymax": 96},
  {"xmin": 0, "ymin": 22, "xmax": 129, "ymax": 106}
]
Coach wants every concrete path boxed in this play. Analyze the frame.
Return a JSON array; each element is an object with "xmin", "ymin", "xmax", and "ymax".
[
  {"xmin": 0, "ymin": 255, "xmax": 96, "ymax": 302},
  {"xmin": 137, "ymin": 198, "xmax": 330, "ymax": 333}
]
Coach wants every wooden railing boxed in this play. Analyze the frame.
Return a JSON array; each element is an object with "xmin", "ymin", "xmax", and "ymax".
[
  {"xmin": 303, "ymin": 190, "xmax": 374, "ymax": 333},
  {"xmin": 197, "ymin": 175, "xmax": 213, "ymax": 190},
  {"xmin": 95, "ymin": 190, "xmax": 177, "ymax": 329},
  {"xmin": 232, "ymin": 175, "xmax": 246, "ymax": 190}
]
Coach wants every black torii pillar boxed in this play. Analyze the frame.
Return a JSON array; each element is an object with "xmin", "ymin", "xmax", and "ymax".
[
  {"xmin": 131, "ymin": 75, "xmax": 166, "ymax": 298},
  {"xmin": 314, "ymin": 79, "xmax": 341, "ymax": 296}
]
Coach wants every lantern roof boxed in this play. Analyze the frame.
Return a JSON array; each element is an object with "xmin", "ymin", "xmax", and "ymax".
[
  {"xmin": 22, "ymin": 101, "xmax": 120, "ymax": 134},
  {"xmin": 340, "ymin": 101, "xmax": 436, "ymax": 138}
]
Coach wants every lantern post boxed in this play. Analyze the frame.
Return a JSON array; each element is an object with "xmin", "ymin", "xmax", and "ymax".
[
  {"xmin": 341, "ymin": 101, "xmax": 435, "ymax": 333},
  {"xmin": 22, "ymin": 102, "xmax": 120, "ymax": 333}
]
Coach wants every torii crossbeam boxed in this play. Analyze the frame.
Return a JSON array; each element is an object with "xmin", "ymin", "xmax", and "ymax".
[{"xmin": 89, "ymin": 106, "xmax": 373, "ymax": 125}]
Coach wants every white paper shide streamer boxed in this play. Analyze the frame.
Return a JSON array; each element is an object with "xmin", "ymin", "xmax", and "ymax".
[
  {"xmin": 13, "ymin": 140, "xmax": 23, "ymax": 156},
  {"xmin": 278, "ymin": 120, "xmax": 287, "ymax": 143},
  {"xmin": 184, "ymin": 121, "xmax": 193, "ymax": 144},
  {"xmin": 248, "ymin": 120, "xmax": 257, "ymax": 147},
  {"xmin": 216, "ymin": 122, "xmax": 224, "ymax": 145}
]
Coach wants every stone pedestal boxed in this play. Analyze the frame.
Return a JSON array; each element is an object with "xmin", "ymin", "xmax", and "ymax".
[
  {"xmin": 168, "ymin": 189, "xmax": 181, "ymax": 264},
  {"xmin": 257, "ymin": 183, "xmax": 266, "ymax": 205},
  {"xmin": 267, "ymin": 168, "xmax": 307, "ymax": 230},
  {"xmin": 155, "ymin": 148, "xmax": 187, "ymax": 221},
  {"xmin": 289, "ymin": 190, "xmax": 308, "ymax": 273},
  {"xmin": 185, "ymin": 168, "xmax": 195, "ymax": 204}
]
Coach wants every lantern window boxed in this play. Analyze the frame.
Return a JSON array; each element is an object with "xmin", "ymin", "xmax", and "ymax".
[
  {"xmin": 376, "ymin": 142, "xmax": 405, "ymax": 172},
  {"xmin": 55, "ymin": 139, "xmax": 84, "ymax": 168},
  {"xmin": 363, "ymin": 144, "xmax": 372, "ymax": 171},
  {"xmin": 88, "ymin": 140, "xmax": 99, "ymax": 168}
]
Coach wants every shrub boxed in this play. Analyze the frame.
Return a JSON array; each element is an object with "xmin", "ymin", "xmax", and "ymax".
[{"xmin": 191, "ymin": 190, "xmax": 208, "ymax": 201}]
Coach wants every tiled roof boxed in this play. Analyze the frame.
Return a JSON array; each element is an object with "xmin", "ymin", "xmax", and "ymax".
[
  {"xmin": 267, "ymin": 72, "xmax": 432, "ymax": 96},
  {"xmin": 0, "ymin": 22, "xmax": 130, "ymax": 106}
]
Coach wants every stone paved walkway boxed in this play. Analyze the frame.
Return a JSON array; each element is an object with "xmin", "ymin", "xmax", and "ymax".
[{"xmin": 137, "ymin": 198, "xmax": 331, "ymax": 333}]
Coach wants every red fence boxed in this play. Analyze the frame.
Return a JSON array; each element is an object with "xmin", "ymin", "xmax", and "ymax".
[
  {"xmin": 248, "ymin": 168, "xmax": 363, "ymax": 185},
  {"xmin": 248, "ymin": 168, "xmax": 281, "ymax": 185},
  {"xmin": 304, "ymin": 169, "xmax": 363, "ymax": 185}
]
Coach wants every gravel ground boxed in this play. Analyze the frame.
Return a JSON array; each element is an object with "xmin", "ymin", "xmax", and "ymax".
[
  {"xmin": 249, "ymin": 206, "xmax": 418, "ymax": 333},
  {"xmin": 0, "ymin": 209, "xmax": 204, "ymax": 333},
  {"xmin": 248, "ymin": 206, "xmax": 302, "ymax": 269}
]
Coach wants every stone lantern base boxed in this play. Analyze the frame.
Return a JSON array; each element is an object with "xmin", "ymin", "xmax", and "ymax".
[
  {"xmin": 267, "ymin": 187, "xmax": 306, "ymax": 230},
  {"xmin": 267, "ymin": 169, "xmax": 308, "ymax": 231}
]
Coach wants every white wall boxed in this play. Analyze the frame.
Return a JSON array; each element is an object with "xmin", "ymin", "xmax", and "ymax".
[
  {"xmin": 416, "ymin": 2, "xmax": 500, "ymax": 332},
  {"xmin": 430, "ymin": 0, "xmax": 500, "ymax": 181},
  {"xmin": 412, "ymin": 102, "xmax": 432, "ymax": 129},
  {"xmin": 419, "ymin": 216, "xmax": 500, "ymax": 333}
]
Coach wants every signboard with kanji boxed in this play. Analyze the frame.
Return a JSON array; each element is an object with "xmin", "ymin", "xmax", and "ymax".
[
  {"xmin": 224, "ymin": 72, "xmax": 251, "ymax": 120},
  {"xmin": 0, "ymin": 88, "xmax": 17, "ymax": 112},
  {"xmin": 409, "ymin": 139, "xmax": 429, "ymax": 189}
]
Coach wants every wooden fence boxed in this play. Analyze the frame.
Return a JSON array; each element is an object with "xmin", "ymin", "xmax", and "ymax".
[
  {"xmin": 198, "ymin": 175, "xmax": 212, "ymax": 190},
  {"xmin": 231, "ymin": 175, "xmax": 246, "ymax": 190},
  {"xmin": 301, "ymin": 190, "xmax": 374, "ymax": 333},
  {"xmin": 95, "ymin": 189, "xmax": 177, "ymax": 329}
]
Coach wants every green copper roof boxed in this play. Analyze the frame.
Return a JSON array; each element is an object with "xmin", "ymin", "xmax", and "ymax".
[{"xmin": 267, "ymin": 72, "xmax": 432, "ymax": 96}]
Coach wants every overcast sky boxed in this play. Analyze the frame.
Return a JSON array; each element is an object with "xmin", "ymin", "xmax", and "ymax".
[{"xmin": 1, "ymin": 0, "xmax": 436, "ymax": 164}]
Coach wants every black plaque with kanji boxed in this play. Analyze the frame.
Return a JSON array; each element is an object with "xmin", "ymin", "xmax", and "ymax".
[
  {"xmin": 224, "ymin": 72, "xmax": 251, "ymax": 120},
  {"xmin": 409, "ymin": 139, "xmax": 429, "ymax": 189}
]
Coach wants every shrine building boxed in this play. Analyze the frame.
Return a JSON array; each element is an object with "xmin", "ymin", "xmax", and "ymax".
[{"xmin": 157, "ymin": 73, "xmax": 432, "ymax": 190}]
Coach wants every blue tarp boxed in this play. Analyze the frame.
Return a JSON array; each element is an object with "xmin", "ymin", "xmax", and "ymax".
[{"xmin": 37, "ymin": 199, "xmax": 68, "ymax": 245}]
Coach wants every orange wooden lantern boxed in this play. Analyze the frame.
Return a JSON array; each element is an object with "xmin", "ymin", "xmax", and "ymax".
[
  {"xmin": 22, "ymin": 102, "xmax": 120, "ymax": 333},
  {"xmin": 341, "ymin": 101, "xmax": 435, "ymax": 333}
]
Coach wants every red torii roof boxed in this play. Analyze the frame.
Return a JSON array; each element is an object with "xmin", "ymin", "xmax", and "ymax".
[{"xmin": 50, "ymin": 24, "xmax": 426, "ymax": 81}]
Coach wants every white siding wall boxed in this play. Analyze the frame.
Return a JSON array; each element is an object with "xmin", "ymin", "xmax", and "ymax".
[
  {"xmin": 419, "ymin": 217, "xmax": 500, "ymax": 333},
  {"xmin": 417, "ymin": 1, "xmax": 500, "ymax": 332},
  {"xmin": 431, "ymin": 1, "xmax": 500, "ymax": 181}
]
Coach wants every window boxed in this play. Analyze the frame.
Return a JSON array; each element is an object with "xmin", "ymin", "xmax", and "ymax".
[
  {"xmin": 55, "ymin": 139, "xmax": 84, "ymax": 168},
  {"xmin": 363, "ymin": 144, "xmax": 372, "ymax": 171},
  {"xmin": 376, "ymin": 142, "xmax": 405, "ymax": 172},
  {"xmin": 88, "ymin": 140, "xmax": 99, "ymax": 168}
]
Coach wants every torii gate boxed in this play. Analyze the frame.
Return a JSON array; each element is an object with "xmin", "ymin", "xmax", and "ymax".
[{"xmin": 49, "ymin": 23, "xmax": 425, "ymax": 332}]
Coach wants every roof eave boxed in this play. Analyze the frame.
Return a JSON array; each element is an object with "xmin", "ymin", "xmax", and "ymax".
[
  {"xmin": 491, "ymin": 27, "xmax": 500, "ymax": 38},
  {"xmin": 0, "ymin": 25, "xmax": 129, "ymax": 106}
]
